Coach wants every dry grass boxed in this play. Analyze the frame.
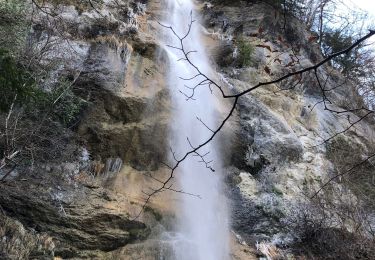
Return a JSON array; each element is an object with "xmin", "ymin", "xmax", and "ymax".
[
  {"xmin": 0, "ymin": 211, "xmax": 55, "ymax": 259},
  {"xmin": 37, "ymin": 0, "xmax": 103, "ymax": 12},
  {"xmin": 326, "ymin": 135, "xmax": 375, "ymax": 210},
  {"xmin": 93, "ymin": 35, "xmax": 131, "ymax": 51},
  {"xmin": 282, "ymin": 135, "xmax": 375, "ymax": 259}
]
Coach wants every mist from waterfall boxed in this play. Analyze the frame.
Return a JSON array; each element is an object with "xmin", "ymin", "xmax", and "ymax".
[{"xmin": 160, "ymin": 0, "xmax": 230, "ymax": 259}]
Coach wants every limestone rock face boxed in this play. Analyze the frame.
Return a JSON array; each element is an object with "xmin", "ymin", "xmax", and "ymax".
[
  {"xmin": 0, "ymin": 172, "xmax": 149, "ymax": 258},
  {"xmin": 28, "ymin": 0, "xmax": 169, "ymax": 171},
  {"xmin": 2, "ymin": 0, "xmax": 374, "ymax": 259},
  {"xmin": 202, "ymin": 0, "xmax": 375, "ymax": 249},
  {"xmin": 0, "ymin": 1, "xmax": 176, "ymax": 258},
  {"xmin": 232, "ymin": 95, "xmax": 303, "ymax": 173}
]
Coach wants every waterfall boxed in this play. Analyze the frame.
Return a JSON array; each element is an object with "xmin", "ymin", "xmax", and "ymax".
[{"xmin": 160, "ymin": 0, "xmax": 230, "ymax": 259}]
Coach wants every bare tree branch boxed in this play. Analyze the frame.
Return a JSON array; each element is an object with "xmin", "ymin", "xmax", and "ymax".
[
  {"xmin": 133, "ymin": 13, "xmax": 375, "ymax": 218},
  {"xmin": 311, "ymin": 153, "xmax": 375, "ymax": 199}
]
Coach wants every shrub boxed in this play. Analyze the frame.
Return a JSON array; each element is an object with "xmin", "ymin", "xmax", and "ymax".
[
  {"xmin": 326, "ymin": 136, "xmax": 375, "ymax": 210},
  {"xmin": 0, "ymin": 0, "xmax": 29, "ymax": 55},
  {"xmin": 321, "ymin": 30, "xmax": 359, "ymax": 74},
  {"xmin": 0, "ymin": 49, "xmax": 44, "ymax": 112},
  {"xmin": 237, "ymin": 37, "xmax": 254, "ymax": 67},
  {"xmin": 0, "ymin": 49, "xmax": 84, "ymax": 169},
  {"xmin": 38, "ymin": 0, "xmax": 104, "ymax": 14},
  {"xmin": 0, "ymin": 49, "xmax": 84, "ymax": 126},
  {"xmin": 49, "ymin": 84, "xmax": 85, "ymax": 127},
  {"xmin": 286, "ymin": 201, "xmax": 375, "ymax": 259},
  {"xmin": 266, "ymin": 0, "xmax": 306, "ymax": 18},
  {"xmin": 283, "ymin": 135, "xmax": 375, "ymax": 258}
]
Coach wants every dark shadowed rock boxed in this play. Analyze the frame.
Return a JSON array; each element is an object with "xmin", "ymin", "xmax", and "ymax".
[{"xmin": 0, "ymin": 176, "xmax": 149, "ymax": 258}]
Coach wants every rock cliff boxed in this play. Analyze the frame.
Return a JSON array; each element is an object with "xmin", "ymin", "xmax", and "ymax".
[{"xmin": 1, "ymin": 0, "xmax": 374, "ymax": 259}]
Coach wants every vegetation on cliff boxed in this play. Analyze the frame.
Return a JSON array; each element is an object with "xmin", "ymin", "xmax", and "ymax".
[{"xmin": 0, "ymin": 0, "xmax": 375, "ymax": 259}]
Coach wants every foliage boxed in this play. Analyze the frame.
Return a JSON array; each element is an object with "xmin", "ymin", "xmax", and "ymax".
[
  {"xmin": 237, "ymin": 37, "xmax": 254, "ymax": 67},
  {"xmin": 0, "ymin": 51, "xmax": 83, "ymax": 170},
  {"xmin": 0, "ymin": 49, "xmax": 43, "ymax": 112},
  {"xmin": 321, "ymin": 30, "xmax": 358, "ymax": 73},
  {"xmin": 0, "ymin": 49, "xmax": 84, "ymax": 127},
  {"xmin": 268, "ymin": 0, "xmax": 306, "ymax": 17},
  {"xmin": 0, "ymin": 0, "xmax": 86, "ymax": 175},
  {"xmin": 40, "ymin": 0, "xmax": 104, "ymax": 13},
  {"xmin": 326, "ymin": 136, "xmax": 375, "ymax": 209},
  {"xmin": 0, "ymin": 0, "xmax": 29, "ymax": 55},
  {"xmin": 272, "ymin": 0, "xmax": 375, "ymax": 109},
  {"xmin": 286, "ymin": 175, "xmax": 375, "ymax": 259},
  {"xmin": 292, "ymin": 217, "xmax": 375, "ymax": 259},
  {"xmin": 321, "ymin": 30, "xmax": 375, "ymax": 109},
  {"xmin": 49, "ymin": 84, "xmax": 85, "ymax": 127}
]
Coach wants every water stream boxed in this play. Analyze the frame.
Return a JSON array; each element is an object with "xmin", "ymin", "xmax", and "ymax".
[{"xmin": 160, "ymin": 0, "xmax": 230, "ymax": 259}]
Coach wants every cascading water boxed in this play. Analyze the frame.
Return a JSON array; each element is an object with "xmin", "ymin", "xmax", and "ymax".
[{"xmin": 160, "ymin": 0, "xmax": 230, "ymax": 259}]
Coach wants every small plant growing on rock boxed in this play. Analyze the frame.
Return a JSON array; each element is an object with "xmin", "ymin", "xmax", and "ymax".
[
  {"xmin": 0, "ymin": 49, "xmax": 41, "ymax": 112},
  {"xmin": 272, "ymin": 185, "xmax": 284, "ymax": 196},
  {"xmin": 48, "ymin": 83, "xmax": 85, "ymax": 127},
  {"xmin": 236, "ymin": 36, "xmax": 254, "ymax": 67}
]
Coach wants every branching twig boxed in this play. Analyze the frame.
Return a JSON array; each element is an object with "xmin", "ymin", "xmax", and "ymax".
[
  {"xmin": 134, "ymin": 12, "xmax": 375, "ymax": 218},
  {"xmin": 312, "ymin": 111, "xmax": 374, "ymax": 147},
  {"xmin": 132, "ymin": 97, "xmax": 238, "ymax": 219},
  {"xmin": 311, "ymin": 153, "xmax": 375, "ymax": 199}
]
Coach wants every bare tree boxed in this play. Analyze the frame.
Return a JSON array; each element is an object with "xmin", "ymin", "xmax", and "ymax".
[{"xmin": 133, "ymin": 7, "xmax": 375, "ymax": 217}]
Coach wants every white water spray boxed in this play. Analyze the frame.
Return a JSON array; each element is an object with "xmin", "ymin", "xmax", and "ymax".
[{"xmin": 160, "ymin": 0, "xmax": 230, "ymax": 259}]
